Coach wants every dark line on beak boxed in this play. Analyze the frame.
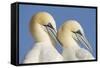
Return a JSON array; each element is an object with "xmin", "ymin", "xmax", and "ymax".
[
  {"xmin": 73, "ymin": 33, "xmax": 80, "ymax": 44},
  {"xmin": 80, "ymin": 35, "xmax": 92, "ymax": 52},
  {"xmin": 44, "ymin": 23, "xmax": 63, "ymax": 46},
  {"xmin": 49, "ymin": 28, "xmax": 63, "ymax": 46},
  {"xmin": 76, "ymin": 33, "xmax": 92, "ymax": 53}
]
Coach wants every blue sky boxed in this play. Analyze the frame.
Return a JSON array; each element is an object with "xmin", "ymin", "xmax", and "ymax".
[{"xmin": 19, "ymin": 4, "xmax": 96, "ymax": 63}]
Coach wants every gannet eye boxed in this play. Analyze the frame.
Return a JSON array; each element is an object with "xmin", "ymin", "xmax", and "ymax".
[
  {"xmin": 43, "ymin": 23, "xmax": 54, "ymax": 30},
  {"xmin": 72, "ymin": 30, "xmax": 83, "ymax": 36}
]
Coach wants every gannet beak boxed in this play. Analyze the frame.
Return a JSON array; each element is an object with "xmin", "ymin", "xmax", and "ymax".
[
  {"xmin": 75, "ymin": 33, "xmax": 93, "ymax": 53},
  {"xmin": 43, "ymin": 23, "xmax": 58, "ymax": 43}
]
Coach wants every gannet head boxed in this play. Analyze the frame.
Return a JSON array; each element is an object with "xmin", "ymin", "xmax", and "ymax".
[
  {"xmin": 57, "ymin": 20, "xmax": 92, "ymax": 52},
  {"xmin": 30, "ymin": 12, "xmax": 57, "ymax": 44}
]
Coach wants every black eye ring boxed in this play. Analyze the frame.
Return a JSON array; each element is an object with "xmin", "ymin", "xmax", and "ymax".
[
  {"xmin": 43, "ymin": 23, "xmax": 54, "ymax": 30},
  {"xmin": 47, "ymin": 23, "xmax": 51, "ymax": 27},
  {"xmin": 72, "ymin": 30, "xmax": 83, "ymax": 36}
]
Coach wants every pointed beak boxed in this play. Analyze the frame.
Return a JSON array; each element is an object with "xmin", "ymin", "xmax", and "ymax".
[
  {"xmin": 76, "ymin": 33, "xmax": 93, "ymax": 53},
  {"xmin": 43, "ymin": 24, "xmax": 58, "ymax": 43},
  {"xmin": 47, "ymin": 26, "xmax": 58, "ymax": 42},
  {"xmin": 46, "ymin": 26, "xmax": 63, "ymax": 46}
]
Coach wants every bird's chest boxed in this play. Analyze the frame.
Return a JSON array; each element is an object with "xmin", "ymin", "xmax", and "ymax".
[
  {"xmin": 62, "ymin": 47, "xmax": 79, "ymax": 61},
  {"xmin": 39, "ymin": 45, "xmax": 62, "ymax": 62}
]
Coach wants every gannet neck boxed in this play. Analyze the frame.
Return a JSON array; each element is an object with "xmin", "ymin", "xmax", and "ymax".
[
  {"xmin": 31, "ymin": 22, "xmax": 53, "ymax": 44},
  {"xmin": 57, "ymin": 26, "xmax": 79, "ymax": 48},
  {"xmin": 63, "ymin": 32, "xmax": 79, "ymax": 49}
]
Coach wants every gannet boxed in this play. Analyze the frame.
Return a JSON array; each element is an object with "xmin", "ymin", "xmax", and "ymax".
[
  {"xmin": 57, "ymin": 20, "xmax": 94, "ymax": 61},
  {"xmin": 23, "ymin": 12, "xmax": 63, "ymax": 63}
]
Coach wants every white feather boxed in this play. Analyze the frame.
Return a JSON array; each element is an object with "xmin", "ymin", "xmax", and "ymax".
[{"xmin": 24, "ymin": 42, "xmax": 63, "ymax": 63}]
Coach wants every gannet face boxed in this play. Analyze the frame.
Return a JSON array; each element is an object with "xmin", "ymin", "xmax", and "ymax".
[
  {"xmin": 63, "ymin": 20, "xmax": 84, "ymax": 34},
  {"xmin": 33, "ymin": 12, "xmax": 56, "ymax": 29},
  {"xmin": 30, "ymin": 12, "xmax": 57, "ymax": 43},
  {"xmin": 57, "ymin": 20, "xmax": 92, "ymax": 52}
]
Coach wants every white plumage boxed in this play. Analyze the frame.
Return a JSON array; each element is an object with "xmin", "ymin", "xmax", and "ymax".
[
  {"xmin": 57, "ymin": 20, "xmax": 94, "ymax": 61},
  {"xmin": 23, "ymin": 12, "xmax": 63, "ymax": 63},
  {"xmin": 24, "ymin": 42, "xmax": 63, "ymax": 63}
]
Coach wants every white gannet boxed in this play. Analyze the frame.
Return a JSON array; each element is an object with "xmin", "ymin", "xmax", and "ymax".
[
  {"xmin": 57, "ymin": 20, "xmax": 94, "ymax": 61},
  {"xmin": 23, "ymin": 12, "xmax": 63, "ymax": 63}
]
